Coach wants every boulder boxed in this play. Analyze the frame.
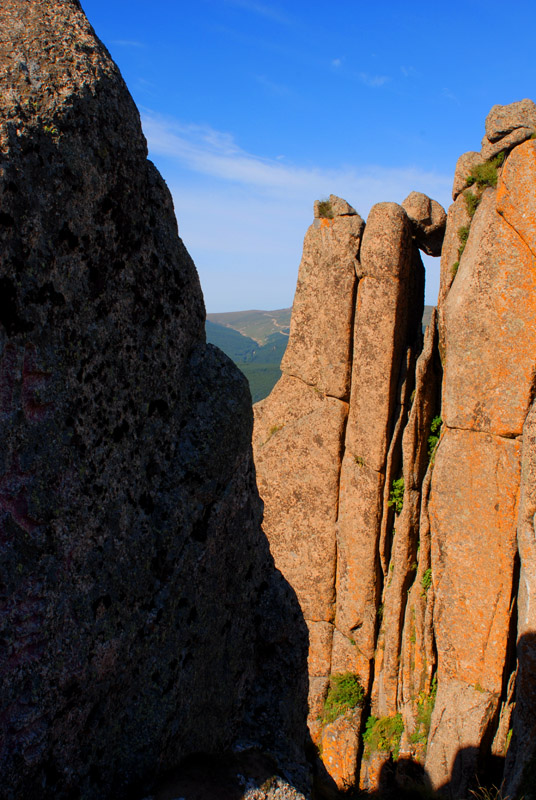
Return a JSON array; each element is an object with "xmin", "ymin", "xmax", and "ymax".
[
  {"xmin": 402, "ymin": 191, "xmax": 447, "ymax": 256},
  {"xmin": 481, "ymin": 126, "xmax": 534, "ymax": 160},
  {"xmin": 0, "ymin": 2, "xmax": 308, "ymax": 797},
  {"xmin": 485, "ymin": 98, "xmax": 536, "ymax": 142},
  {"xmin": 480, "ymin": 99, "xmax": 536, "ymax": 160}
]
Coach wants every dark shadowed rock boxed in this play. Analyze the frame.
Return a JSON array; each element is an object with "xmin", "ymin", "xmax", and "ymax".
[
  {"xmin": 0, "ymin": 2, "xmax": 308, "ymax": 798},
  {"xmin": 402, "ymin": 191, "xmax": 447, "ymax": 256}
]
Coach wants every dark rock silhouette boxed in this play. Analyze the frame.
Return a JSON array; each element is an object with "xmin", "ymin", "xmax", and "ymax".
[{"xmin": 0, "ymin": 1, "xmax": 308, "ymax": 798}]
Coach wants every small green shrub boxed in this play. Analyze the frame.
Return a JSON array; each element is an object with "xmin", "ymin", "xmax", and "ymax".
[
  {"xmin": 421, "ymin": 568, "xmax": 432, "ymax": 595},
  {"xmin": 388, "ymin": 477, "xmax": 404, "ymax": 516},
  {"xmin": 317, "ymin": 199, "xmax": 334, "ymax": 219},
  {"xmin": 265, "ymin": 424, "xmax": 283, "ymax": 444},
  {"xmin": 451, "ymin": 260, "xmax": 459, "ymax": 277},
  {"xmin": 464, "ymin": 191, "xmax": 481, "ymax": 217},
  {"xmin": 410, "ymin": 675, "xmax": 437, "ymax": 747},
  {"xmin": 363, "ymin": 713, "xmax": 404, "ymax": 760},
  {"xmin": 321, "ymin": 672, "xmax": 364, "ymax": 725},
  {"xmin": 458, "ymin": 225, "xmax": 470, "ymax": 258},
  {"xmin": 427, "ymin": 416, "xmax": 442, "ymax": 459},
  {"xmin": 355, "ymin": 455, "xmax": 365, "ymax": 467},
  {"xmin": 466, "ymin": 152, "xmax": 504, "ymax": 189}
]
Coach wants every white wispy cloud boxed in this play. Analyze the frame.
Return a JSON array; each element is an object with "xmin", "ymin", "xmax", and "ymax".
[
  {"xmin": 358, "ymin": 72, "xmax": 389, "ymax": 88},
  {"xmin": 332, "ymin": 58, "xmax": 342, "ymax": 68},
  {"xmin": 224, "ymin": 0, "xmax": 291, "ymax": 24},
  {"xmin": 255, "ymin": 75, "xmax": 292, "ymax": 96},
  {"xmin": 141, "ymin": 111, "xmax": 451, "ymax": 310},
  {"xmin": 401, "ymin": 65, "xmax": 417, "ymax": 78},
  {"xmin": 443, "ymin": 87, "xmax": 460, "ymax": 104},
  {"xmin": 110, "ymin": 39, "xmax": 146, "ymax": 48}
]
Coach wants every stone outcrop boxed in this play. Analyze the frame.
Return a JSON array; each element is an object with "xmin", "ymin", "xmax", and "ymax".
[
  {"xmin": 402, "ymin": 191, "xmax": 447, "ymax": 256},
  {"xmin": 0, "ymin": 2, "xmax": 308, "ymax": 798},
  {"xmin": 481, "ymin": 98, "xmax": 536, "ymax": 160},
  {"xmin": 254, "ymin": 196, "xmax": 427, "ymax": 791},
  {"xmin": 253, "ymin": 102, "xmax": 536, "ymax": 798}
]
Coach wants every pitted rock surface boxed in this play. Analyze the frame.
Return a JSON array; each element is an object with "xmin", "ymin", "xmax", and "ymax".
[
  {"xmin": 452, "ymin": 151, "xmax": 483, "ymax": 199},
  {"xmin": 0, "ymin": 2, "xmax": 308, "ymax": 798},
  {"xmin": 401, "ymin": 191, "xmax": 447, "ymax": 256},
  {"xmin": 252, "ymin": 100, "xmax": 536, "ymax": 798},
  {"xmin": 485, "ymin": 98, "xmax": 536, "ymax": 142}
]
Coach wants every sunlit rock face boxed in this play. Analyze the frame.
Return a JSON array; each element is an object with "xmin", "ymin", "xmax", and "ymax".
[
  {"xmin": 254, "ymin": 107, "xmax": 536, "ymax": 798},
  {"xmin": 0, "ymin": 1, "xmax": 308, "ymax": 798}
]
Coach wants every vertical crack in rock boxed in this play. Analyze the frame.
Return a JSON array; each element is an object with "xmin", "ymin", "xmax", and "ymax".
[{"xmin": 255, "ymin": 101, "xmax": 536, "ymax": 798}]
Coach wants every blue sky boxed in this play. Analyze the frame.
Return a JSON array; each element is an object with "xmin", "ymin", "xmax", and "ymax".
[{"xmin": 81, "ymin": 0, "xmax": 536, "ymax": 312}]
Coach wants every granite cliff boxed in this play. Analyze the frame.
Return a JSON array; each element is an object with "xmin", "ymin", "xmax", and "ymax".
[
  {"xmin": 0, "ymin": 1, "xmax": 308, "ymax": 798},
  {"xmin": 253, "ymin": 102, "xmax": 536, "ymax": 798}
]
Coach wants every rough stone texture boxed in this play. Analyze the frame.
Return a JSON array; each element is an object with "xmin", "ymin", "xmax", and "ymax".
[
  {"xmin": 441, "ymin": 180, "xmax": 536, "ymax": 436},
  {"xmin": 314, "ymin": 194, "xmax": 358, "ymax": 219},
  {"xmin": 253, "ymin": 375, "xmax": 345, "ymax": 623},
  {"xmin": 320, "ymin": 710, "xmax": 363, "ymax": 791},
  {"xmin": 452, "ymin": 151, "xmax": 483, "ymax": 199},
  {"xmin": 504, "ymin": 400, "xmax": 536, "ymax": 800},
  {"xmin": 253, "ymin": 373, "xmax": 346, "ymax": 748},
  {"xmin": 345, "ymin": 203, "xmax": 418, "ymax": 467},
  {"xmin": 334, "ymin": 456, "xmax": 384, "ymax": 683},
  {"xmin": 281, "ymin": 203, "xmax": 364, "ymax": 399},
  {"xmin": 485, "ymin": 98, "xmax": 536, "ymax": 142},
  {"xmin": 426, "ymin": 680, "xmax": 499, "ymax": 798},
  {"xmin": 0, "ymin": 2, "xmax": 308, "ymax": 798},
  {"xmin": 398, "ymin": 462, "xmax": 436, "ymax": 756},
  {"xmin": 253, "ymin": 102, "xmax": 536, "ymax": 796},
  {"xmin": 496, "ymin": 138, "xmax": 536, "ymax": 256},
  {"xmin": 425, "ymin": 428, "xmax": 520, "ymax": 790},
  {"xmin": 437, "ymin": 190, "xmax": 472, "ymax": 311},
  {"xmin": 401, "ymin": 191, "xmax": 447, "ymax": 256},
  {"xmin": 372, "ymin": 313, "xmax": 441, "ymax": 719},
  {"xmin": 481, "ymin": 126, "xmax": 535, "ymax": 160}
]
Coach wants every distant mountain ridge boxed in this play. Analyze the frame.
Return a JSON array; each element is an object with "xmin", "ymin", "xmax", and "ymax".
[
  {"xmin": 206, "ymin": 306, "xmax": 435, "ymax": 403},
  {"xmin": 206, "ymin": 310, "xmax": 291, "ymax": 402},
  {"xmin": 207, "ymin": 308, "xmax": 291, "ymax": 346}
]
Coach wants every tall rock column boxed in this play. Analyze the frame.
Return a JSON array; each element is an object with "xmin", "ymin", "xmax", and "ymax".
[
  {"xmin": 333, "ymin": 203, "xmax": 424, "ymax": 692},
  {"xmin": 254, "ymin": 197, "xmax": 427, "ymax": 791},
  {"xmin": 425, "ymin": 134, "xmax": 536, "ymax": 794},
  {"xmin": 254, "ymin": 196, "xmax": 364, "ymax": 747}
]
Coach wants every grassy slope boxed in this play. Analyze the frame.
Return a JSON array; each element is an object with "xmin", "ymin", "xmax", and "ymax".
[{"xmin": 207, "ymin": 308, "xmax": 291, "ymax": 345}]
